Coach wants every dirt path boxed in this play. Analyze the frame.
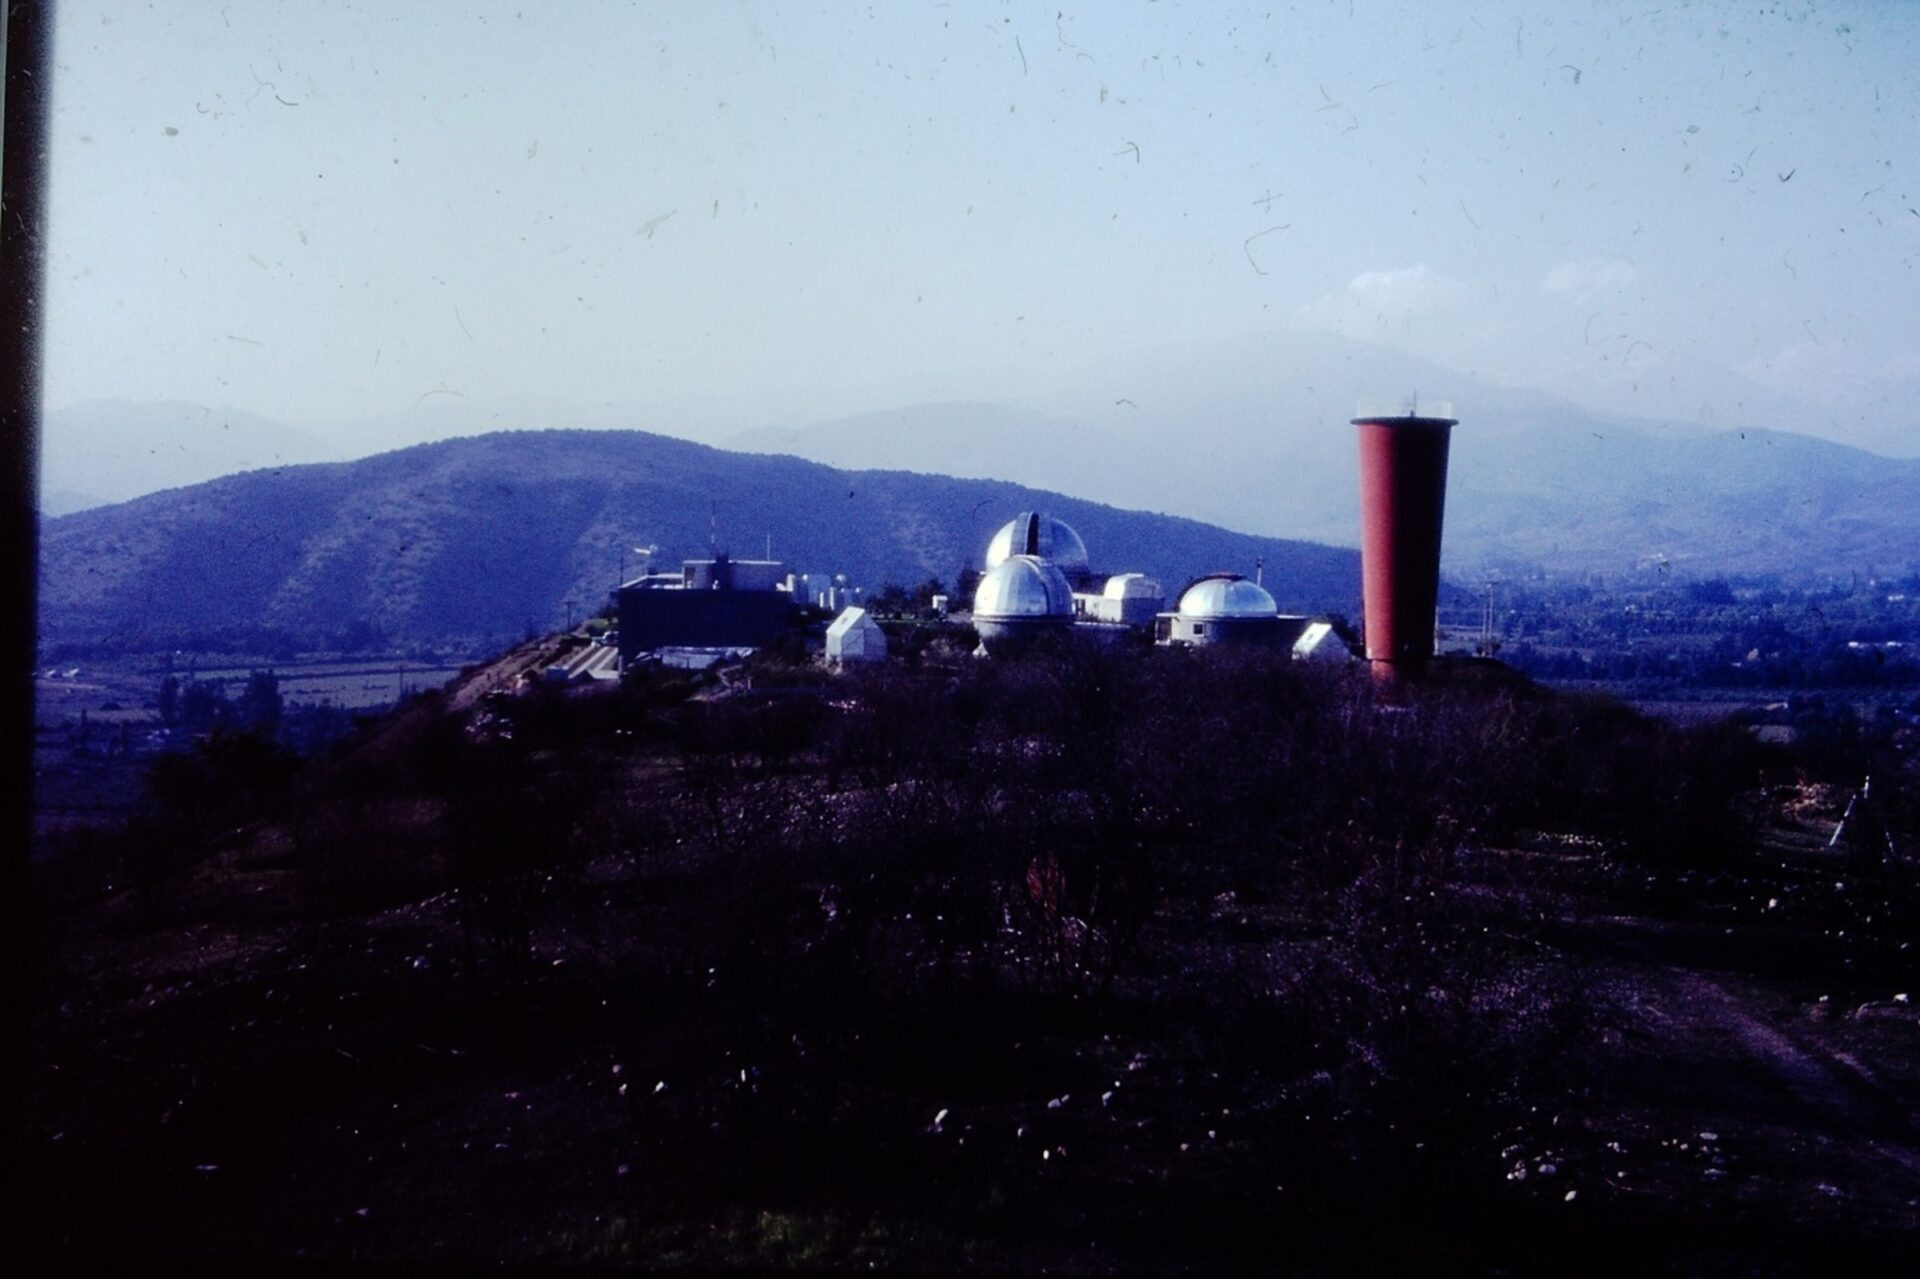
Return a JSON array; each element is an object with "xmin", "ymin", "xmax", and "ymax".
[
  {"xmin": 1605, "ymin": 918, "xmax": 1920, "ymax": 1187},
  {"xmin": 443, "ymin": 638, "xmax": 560, "ymax": 712}
]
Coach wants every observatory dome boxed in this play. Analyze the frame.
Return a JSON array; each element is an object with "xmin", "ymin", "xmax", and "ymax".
[
  {"xmin": 1177, "ymin": 574, "xmax": 1279, "ymax": 620},
  {"xmin": 974, "ymin": 554, "xmax": 1076, "ymax": 620},
  {"xmin": 985, "ymin": 512, "xmax": 1091, "ymax": 583}
]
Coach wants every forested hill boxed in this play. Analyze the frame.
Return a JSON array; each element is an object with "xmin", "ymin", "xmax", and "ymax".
[{"xmin": 39, "ymin": 428, "xmax": 1360, "ymax": 651}]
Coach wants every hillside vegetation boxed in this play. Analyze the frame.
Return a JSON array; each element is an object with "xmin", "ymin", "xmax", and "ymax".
[{"xmin": 26, "ymin": 644, "xmax": 1919, "ymax": 1271}]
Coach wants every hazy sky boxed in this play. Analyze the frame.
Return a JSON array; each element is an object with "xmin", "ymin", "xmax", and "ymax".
[{"xmin": 44, "ymin": 1, "xmax": 1920, "ymax": 449}]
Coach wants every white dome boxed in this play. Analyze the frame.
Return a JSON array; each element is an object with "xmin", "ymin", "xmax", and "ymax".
[
  {"xmin": 973, "ymin": 554, "xmax": 1075, "ymax": 620},
  {"xmin": 1177, "ymin": 575, "xmax": 1278, "ymax": 619},
  {"xmin": 985, "ymin": 512, "xmax": 1091, "ymax": 579}
]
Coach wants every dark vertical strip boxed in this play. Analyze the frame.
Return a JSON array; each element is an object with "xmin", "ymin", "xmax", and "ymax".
[{"xmin": 3, "ymin": 0, "xmax": 52, "ymax": 1171}]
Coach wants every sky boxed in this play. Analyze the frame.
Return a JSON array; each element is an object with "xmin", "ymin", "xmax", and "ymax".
[{"xmin": 43, "ymin": 0, "xmax": 1920, "ymax": 453}]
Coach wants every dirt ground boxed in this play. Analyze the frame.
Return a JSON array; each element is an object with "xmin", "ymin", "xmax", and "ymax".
[{"xmin": 24, "ymin": 846, "xmax": 1914, "ymax": 1268}]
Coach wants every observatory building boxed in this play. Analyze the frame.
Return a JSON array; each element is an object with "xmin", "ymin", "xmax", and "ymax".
[
  {"xmin": 615, "ymin": 551, "xmax": 797, "ymax": 669},
  {"xmin": 1156, "ymin": 573, "xmax": 1313, "ymax": 650},
  {"xmin": 972, "ymin": 553, "xmax": 1077, "ymax": 654},
  {"xmin": 987, "ymin": 512, "xmax": 1095, "ymax": 590},
  {"xmin": 957, "ymin": 503, "xmax": 1354, "ymax": 664},
  {"xmin": 983, "ymin": 511, "xmax": 1167, "ymax": 628},
  {"xmin": 973, "ymin": 511, "xmax": 1167, "ymax": 653}
]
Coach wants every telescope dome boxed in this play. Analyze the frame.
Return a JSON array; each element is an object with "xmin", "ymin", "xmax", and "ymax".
[
  {"xmin": 1177, "ymin": 574, "xmax": 1278, "ymax": 620},
  {"xmin": 985, "ymin": 512, "xmax": 1091, "ymax": 584},
  {"xmin": 974, "ymin": 554, "xmax": 1075, "ymax": 620}
]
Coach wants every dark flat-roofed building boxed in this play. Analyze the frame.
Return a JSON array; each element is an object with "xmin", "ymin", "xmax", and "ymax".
[{"xmin": 616, "ymin": 552, "xmax": 797, "ymax": 669}]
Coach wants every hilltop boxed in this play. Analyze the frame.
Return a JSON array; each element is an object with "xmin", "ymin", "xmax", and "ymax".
[{"xmin": 38, "ymin": 429, "xmax": 1359, "ymax": 653}]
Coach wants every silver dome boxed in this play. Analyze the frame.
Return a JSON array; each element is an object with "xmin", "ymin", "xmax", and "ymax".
[
  {"xmin": 973, "ymin": 554, "xmax": 1076, "ymax": 620},
  {"xmin": 985, "ymin": 512, "xmax": 1091, "ymax": 580},
  {"xmin": 1177, "ymin": 574, "xmax": 1278, "ymax": 619}
]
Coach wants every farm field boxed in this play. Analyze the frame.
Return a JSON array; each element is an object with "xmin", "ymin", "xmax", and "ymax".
[{"xmin": 31, "ymin": 653, "xmax": 483, "ymax": 856}]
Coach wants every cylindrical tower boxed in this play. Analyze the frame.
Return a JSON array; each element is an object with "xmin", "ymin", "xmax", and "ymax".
[{"xmin": 1353, "ymin": 406, "xmax": 1457, "ymax": 676}]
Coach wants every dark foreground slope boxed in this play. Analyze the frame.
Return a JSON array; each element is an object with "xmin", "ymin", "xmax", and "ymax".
[
  {"xmin": 25, "ymin": 645, "xmax": 1919, "ymax": 1271},
  {"xmin": 38, "ymin": 429, "xmax": 1358, "ymax": 651}
]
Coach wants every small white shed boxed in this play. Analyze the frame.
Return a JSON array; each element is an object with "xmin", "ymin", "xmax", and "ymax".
[
  {"xmin": 825, "ymin": 606, "xmax": 887, "ymax": 665},
  {"xmin": 1292, "ymin": 620, "xmax": 1354, "ymax": 663}
]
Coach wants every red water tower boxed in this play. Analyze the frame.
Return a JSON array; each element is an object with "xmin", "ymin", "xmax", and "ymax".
[{"xmin": 1354, "ymin": 405, "xmax": 1457, "ymax": 677}]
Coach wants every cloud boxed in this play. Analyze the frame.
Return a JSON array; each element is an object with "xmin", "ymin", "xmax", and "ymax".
[
  {"xmin": 1293, "ymin": 263, "xmax": 1482, "ymax": 332},
  {"xmin": 1541, "ymin": 257, "xmax": 1636, "ymax": 303}
]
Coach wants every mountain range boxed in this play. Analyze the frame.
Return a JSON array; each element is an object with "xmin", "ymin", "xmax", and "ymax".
[
  {"xmin": 728, "ymin": 330, "xmax": 1920, "ymax": 580},
  {"xmin": 38, "ymin": 430, "xmax": 1359, "ymax": 650},
  {"xmin": 41, "ymin": 330, "xmax": 1920, "ymax": 594},
  {"xmin": 39, "ymin": 400, "xmax": 341, "ymax": 516}
]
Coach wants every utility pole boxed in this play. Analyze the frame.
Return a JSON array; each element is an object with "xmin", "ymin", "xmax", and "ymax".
[{"xmin": 1480, "ymin": 575, "xmax": 1503, "ymax": 657}]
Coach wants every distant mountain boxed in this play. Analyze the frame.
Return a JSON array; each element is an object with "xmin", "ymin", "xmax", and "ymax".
[
  {"xmin": 1450, "ymin": 421, "xmax": 1920, "ymax": 576},
  {"xmin": 46, "ymin": 332, "xmax": 1917, "ymax": 587},
  {"xmin": 39, "ymin": 489, "xmax": 108, "ymax": 519},
  {"xmin": 43, "ymin": 400, "xmax": 343, "ymax": 511},
  {"xmin": 38, "ymin": 430, "xmax": 1360, "ymax": 650},
  {"xmin": 728, "ymin": 331, "xmax": 1920, "ymax": 580}
]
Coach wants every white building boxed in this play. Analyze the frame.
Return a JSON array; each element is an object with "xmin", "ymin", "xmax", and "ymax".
[
  {"xmin": 825, "ymin": 607, "xmax": 888, "ymax": 666},
  {"xmin": 1077, "ymin": 572, "xmax": 1165, "ymax": 627},
  {"xmin": 1292, "ymin": 620, "xmax": 1355, "ymax": 663}
]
